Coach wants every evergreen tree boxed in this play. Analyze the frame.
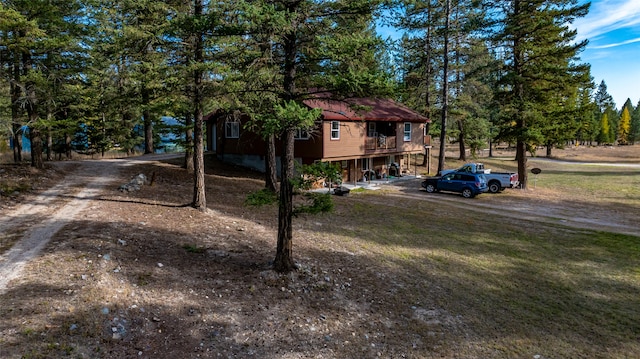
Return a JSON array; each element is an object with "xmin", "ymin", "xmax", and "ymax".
[
  {"xmin": 242, "ymin": 0, "xmax": 389, "ymax": 272},
  {"xmin": 168, "ymin": 0, "xmax": 245, "ymax": 210},
  {"xmin": 598, "ymin": 112, "xmax": 611, "ymax": 145},
  {"xmin": 631, "ymin": 100, "xmax": 640, "ymax": 145},
  {"xmin": 394, "ymin": 0, "xmax": 486, "ymax": 168},
  {"xmin": 0, "ymin": 0, "xmax": 88, "ymax": 168},
  {"xmin": 617, "ymin": 105, "xmax": 631, "ymax": 145},
  {"xmin": 574, "ymin": 83, "xmax": 597, "ymax": 145},
  {"xmin": 490, "ymin": 0, "xmax": 590, "ymax": 189},
  {"xmin": 594, "ymin": 80, "xmax": 615, "ymax": 113}
]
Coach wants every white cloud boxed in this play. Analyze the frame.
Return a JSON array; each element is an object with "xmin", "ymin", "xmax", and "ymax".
[
  {"xmin": 591, "ymin": 37, "xmax": 640, "ymax": 49},
  {"xmin": 573, "ymin": 0, "xmax": 640, "ymax": 41}
]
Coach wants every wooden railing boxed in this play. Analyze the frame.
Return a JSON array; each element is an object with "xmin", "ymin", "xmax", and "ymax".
[{"xmin": 365, "ymin": 135, "xmax": 397, "ymax": 152}]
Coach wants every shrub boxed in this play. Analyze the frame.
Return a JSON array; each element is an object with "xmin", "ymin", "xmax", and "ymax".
[{"xmin": 245, "ymin": 189, "xmax": 278, "ymax": 206}]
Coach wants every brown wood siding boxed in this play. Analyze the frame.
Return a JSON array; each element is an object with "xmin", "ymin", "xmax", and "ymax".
[
  {"xmin": 211, "ymin": 115, "xmax": 426, "ymax": 165},
  {"xmin": 322, "ymin": 120, "xmax": 425, "ymax": 160},
  {"xmin": 216, "ymin": 120, "xmax": 266, "ymax": 156},
  {"xmin": 322, "ymin": 121, "xmax": 366, "ymax": 159},
  {"xmin": 294, "ymin": 134, "xmax": 323, "ymax": 164},
  {"xmin": 397, "ymin": 122, "xmax": 425, "ymax": 153}
]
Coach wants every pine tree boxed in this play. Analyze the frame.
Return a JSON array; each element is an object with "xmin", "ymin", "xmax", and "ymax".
[
  {"xmin": 395, "ymin": 0, "xmax": 486, "ymax": 168},
  {"xmin": 0, "ymin": 4, "xmax": 42, "ymax": 162},
  {"xmin": 598, "ymin": 112, "xmax": 611, "ymax": 145},
  {"xmin": 241, "ymin": 0, "xmax": 389, "ymax": 272},
  {"xmin": 594, "ymin": 80, "xmax": 616, "ymax": 113},
  {"xmin": 574, "ymin": 84, "xmax": 597, "ymax": 145},
  {"xmin": 0, "ymin": 0, "xmax": 88, "ymax": 168},
  {"xmin": 490, "ymin": 0, "xmax": 590, "ymax": 189},
  {"xmin": 631, "ymin": 100, "xmax": 640, "ymax": 145},
  {"xmin": 617, "ymin": 105, "xmax": 631, "ymax": 145}
]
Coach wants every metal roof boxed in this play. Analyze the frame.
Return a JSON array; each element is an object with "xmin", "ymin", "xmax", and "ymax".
[{"xmin": 303, "ymin": 97, "xmax": 430, "ymax": 123}]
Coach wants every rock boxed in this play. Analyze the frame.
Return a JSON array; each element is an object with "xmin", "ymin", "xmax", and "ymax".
[{"xmin": 118, "ymin": 174, "xmax": 148, "ymax": 192}]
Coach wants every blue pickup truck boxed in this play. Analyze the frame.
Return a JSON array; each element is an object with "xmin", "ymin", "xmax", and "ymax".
[{"xmin": 421, "ymin": 172, "xmax": 488, "ymax": 198}]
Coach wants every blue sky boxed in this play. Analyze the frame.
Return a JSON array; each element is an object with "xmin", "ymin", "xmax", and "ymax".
[
  {"xmin": 573, "ymin": 0, "xmax": 640, "ymax": 108},
  {"xmin": 377, "ymin": 0, "xmax": 640, "ymax": 110}
]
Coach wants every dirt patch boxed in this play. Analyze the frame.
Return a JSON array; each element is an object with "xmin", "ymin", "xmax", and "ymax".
[{"xmin": 0, "ymin": 147, "xmax": 638, "ymax": 358}]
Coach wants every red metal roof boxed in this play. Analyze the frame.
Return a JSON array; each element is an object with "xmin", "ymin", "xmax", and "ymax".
[{"xmin": 303, "ymin": 97, "xmax": 430, "ymax": 123}]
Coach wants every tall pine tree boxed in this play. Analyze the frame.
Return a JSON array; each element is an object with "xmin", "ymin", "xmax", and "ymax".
[
  {"xmin": 242, "ymin": 0, "xmax": 389, "ymax": 272},
  {"xmin": 490, "ymin": 0, "xmax": 590, "ymax": 189}
]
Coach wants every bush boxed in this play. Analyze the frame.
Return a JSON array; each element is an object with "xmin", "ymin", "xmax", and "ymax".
[
  {"xmin": 245, "ymin": 189, "xmax": 278, "ymax": 206},
  {"xmin": 294, "ymin": 192, "xmax": 333, "ymax": 215}
]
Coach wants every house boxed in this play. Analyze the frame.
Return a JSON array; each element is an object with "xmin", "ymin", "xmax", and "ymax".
[{"xmin": 205, "ymin": 97, "xmax": 431, "ymax": 184}]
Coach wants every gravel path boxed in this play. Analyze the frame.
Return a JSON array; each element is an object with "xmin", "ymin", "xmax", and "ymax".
[
  {"xmin": 0, "ymin": 153, "xmax": 181, "ymax": 294},
  {"xmin": 0, "ymin": 160, "xmax": 118, "ymax": 294}
]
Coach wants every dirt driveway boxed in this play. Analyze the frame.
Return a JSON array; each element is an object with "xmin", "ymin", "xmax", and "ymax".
[
  {"xmin": 388, "ymin": 173, "xmax": 639, "ymax": 238},
  {"xmin": 0, "ymin": 154, "xmax": 181, "ymax": 293}
]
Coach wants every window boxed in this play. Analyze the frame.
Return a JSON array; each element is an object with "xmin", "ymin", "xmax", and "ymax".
[
  {"xmin": 225, "ymin": 118, "xmax": 240, "ymax": 138},
  {"xmin": 331, "ymin": 121, "xmax": 340, "ymax": 140},
  {"xmin": 368, "ymin": 122, "xmax": 376, "ymax": 137},
  {"xmin": 404, "ymin": 122, "xmax": 411, "ymax": 141},
  {"xmin": 294, "ymin": 129, "xmax": 310, "ymax": 140}
]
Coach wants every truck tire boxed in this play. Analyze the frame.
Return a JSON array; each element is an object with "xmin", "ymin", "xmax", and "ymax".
[
  {"xmin": 488, "ymin": 181, "xmax": 502, "ymax": 193},
  {"xmin": 425, "ymin": 184, "xmax": 436, "ymax": 193},
  {"xmin": 462, "ymin": 188, "xmax": 474, "ymax": 198}
]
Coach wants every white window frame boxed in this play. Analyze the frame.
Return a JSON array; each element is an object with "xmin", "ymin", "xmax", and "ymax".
[
  {"xmin": 403, "ymin": 122, "xmax": 411, "ymax": 142},
  {"xmin": 331, "ymin": 121, "xmax": 340, "ymax": 140},
  {"xmin": 225, "ymin": 118, "xmax": 240, "ymax": 138},
  {"xmin": 294, "ymin": 128, "xmax": 310, "ymax": 140}
]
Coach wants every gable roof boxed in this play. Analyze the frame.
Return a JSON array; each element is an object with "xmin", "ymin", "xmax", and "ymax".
[{"xmin": 302, "ymin": 97, "xmax": 429, "ymax": 123}]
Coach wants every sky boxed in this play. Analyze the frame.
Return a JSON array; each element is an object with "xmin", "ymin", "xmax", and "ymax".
[
  {"xmin": 377, "ymin": 0, "xmax": 640, "ymax": 110},
  {"xmin": 572, "ymin": 0, "xmax": 640, "ymax": 108}
]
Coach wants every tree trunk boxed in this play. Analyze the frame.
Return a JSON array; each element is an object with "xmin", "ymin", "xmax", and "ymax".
[
  {"xmin": 143, "ymin": 107, "xmax": 154, "ymax": 154},
  {"xmin": 184, "ymin": 113, "xmax": 194, "ymax": 173},
  {"xmin": 46, "ymin": 127, "xmax": 53, "ymax": 161},
  {"xmin": 30, "ymin": 127, "xmax": 44, "ymax": 169},
  {"xmin": 420, "ymin": 122, "xmax": 430, "ymax": 166},
  {"xmin": 191, "ymin": 0, "xmax": 206, "ymax": 211},
  {"xmin": 274, "ymin": 128, "xmax": 296, "ymax": 272},
  {"xmin": 457, "ymin": 120, "xmax": 466, "ymax": 161},
  {"xmin": 517, "ymin": 140, "xmax": 527, "ymax": 189},
  {"xmin": 23, "ymin": 46, "xmax": 43, "ymax": 169},
  {"xmin": 546, "ymin": 144, "xmax": 552, "ymax": 157},
  {"xmin": 265, "ymin": 133, "xmax": 278, "ymax": 192},
  {"xmin": 11, "ymin": 61, "xmax": 22, "ymax": 163},
  {"xmin": 274, "ymin": 17, "xmax": 298, "ymax": 273},
  {"xmin": 513, "ymin": 0, "xmax": 527, "ymax": 190},
  {"xmin": 12, "ymin": 126, "xmax": 23, "ymax": 163},
  {"xmin": 437, "ymin": 0, "xmax": 451, "ymax": 175},
  {"xmin": 420, "ymin": 2, "xmax": 433, "ymax": 168},
  {"xmin": 65, "ymin": 134, "xmax": 72, "ymax": 159}
]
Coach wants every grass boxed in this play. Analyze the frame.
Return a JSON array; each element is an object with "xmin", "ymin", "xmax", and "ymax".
[
  {"xmin": 0, "ymin": 180, "xmax": 31, "ymax": 196},
  {"xmin": 331, "ymin": 193, "xmax": 640, "ymax": 357},
  {"xmin": 322, "ymin": 153, "xmax": 640, "ymax": 357}
]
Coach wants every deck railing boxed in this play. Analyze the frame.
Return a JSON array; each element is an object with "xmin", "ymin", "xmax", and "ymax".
[{"xmin": 365, "ymin": 135, "xmax": 397, "ymax": 152}]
